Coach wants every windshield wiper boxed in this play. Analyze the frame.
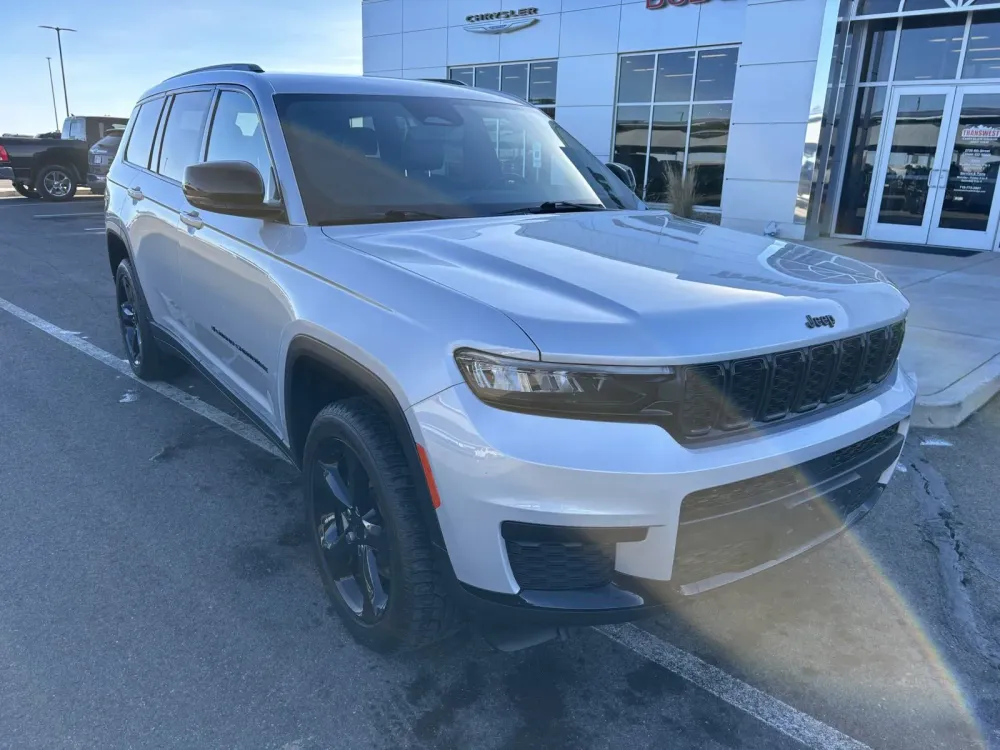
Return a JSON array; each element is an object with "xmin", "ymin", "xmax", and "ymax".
[
  {"xmin": 495, "ymin": 201, "xmax": 607, "ymax": 216},
  {"xmin": 318, "ymin": 209, "xmax": 448, "ymax": 226}
]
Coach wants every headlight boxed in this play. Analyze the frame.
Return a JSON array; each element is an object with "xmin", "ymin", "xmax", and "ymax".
[{"xmin": 454, "ymin": 349, "xmax": 676, "ymax": 421}]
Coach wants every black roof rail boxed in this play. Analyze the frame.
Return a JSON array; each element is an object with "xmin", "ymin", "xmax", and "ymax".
[
  {"xmin": 167, "ymin": 63, "xmax": 264, "ymax": 80},
  {"xmin": 421, "ymin": 78, "xmax": 467, "ymax": 86}
]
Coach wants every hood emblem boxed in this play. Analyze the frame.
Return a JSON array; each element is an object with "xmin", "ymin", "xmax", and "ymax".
[{"xmin": 805, "ymin": 314, "xmax": 835, "ymax": 329}]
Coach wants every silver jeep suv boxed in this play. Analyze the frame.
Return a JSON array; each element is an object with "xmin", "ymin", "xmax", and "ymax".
[{"xmin": 105, "ymin": 64, "xmax": 916, "ymax": 652}]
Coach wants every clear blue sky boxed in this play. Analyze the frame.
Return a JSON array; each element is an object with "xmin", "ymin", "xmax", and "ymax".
[{"xmin": 2, "ymin": 0, "xmax": 361, "ymax": 135}]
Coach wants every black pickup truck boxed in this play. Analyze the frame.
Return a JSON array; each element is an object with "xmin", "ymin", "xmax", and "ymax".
[{"xmin": 0, "ymin": 115, "xmax": 127, "ymax": 200}]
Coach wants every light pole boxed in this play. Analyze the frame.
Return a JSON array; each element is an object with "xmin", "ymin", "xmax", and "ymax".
[
  {"xmin": 45, "ymin": 57, "xmax": 59, "ymax": 130},
  {"xmin": 39, "ymin": 25, "xmax": 76, "ymax": 120}
]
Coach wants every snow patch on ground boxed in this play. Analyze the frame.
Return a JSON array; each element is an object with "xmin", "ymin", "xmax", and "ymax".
[
  {"xmin": 119, "ymin": 390, "xmax": 139, "ymax": 404},
  {"xmin": 920, "ymin": 437, "xmax": 953, "ymax": 447}
]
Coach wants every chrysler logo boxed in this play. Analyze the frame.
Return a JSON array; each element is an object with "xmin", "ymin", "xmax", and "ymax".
[
  {"xmin": 805, "ymin": 314, "xmax": 836, "ymax": 329},
  {"xmin": 465, "ymin": 7, "xmax": 539, "ymax": 34}
]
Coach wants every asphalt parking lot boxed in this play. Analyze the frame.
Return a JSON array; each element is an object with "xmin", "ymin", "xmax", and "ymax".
[{"xmin": 1, "ymin": 191, "xmax": 999, "ymax": 750}]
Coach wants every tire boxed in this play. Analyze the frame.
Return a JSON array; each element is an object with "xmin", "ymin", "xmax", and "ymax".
[
  {"xmin": 304, "ymin": 397, "xmax": 460, "ymax": 652},
  {"xmin": 114, "ymin": 259, "xmax": 178, "ymax": 381},
  {"xmin": 12, "ymin": 181, "xmax": 39, "ymax": 199},
  {"xmin": 89, "ymin": 185, "xmax": 105, "ymax": 196},
  {"xmin": 36, "ymin": 164, "xmax": 77, "ymax": 201}
]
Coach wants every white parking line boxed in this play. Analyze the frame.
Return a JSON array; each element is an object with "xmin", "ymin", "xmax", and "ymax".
[
  {"xmin": 598, "ymin": 624, "xmax": 871, "ymax": 750},
  {"xmin": 0, "ymin": 293, "xmax": 872, "ymax": 750},
  {"xmin": 0, "ymin": 295, "xmax": 281, "ymax": 460},
  {"xmin": 33, "ymin": 211, "xmax": 105, "ymax": 219}
]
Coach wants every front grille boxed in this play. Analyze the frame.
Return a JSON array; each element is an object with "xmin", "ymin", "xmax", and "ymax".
[
  {"xmin": 677, "ymin": 321, "xmax": 905, "ymax": 440},
  {"xmin": 505, "ymin": 540, "xmax": 614, "ymax": 590},
  {"xmin": 679, "ymin": 424, "xmax": 900, "ymax": 524}
]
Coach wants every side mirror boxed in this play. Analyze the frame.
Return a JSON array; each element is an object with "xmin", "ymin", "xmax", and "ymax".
[
  {"xmin": 606, "ymin": 162, "xmax": 637, "ymax": 193},
  {"xmin": 183, "ymin": 160, "xmax": 283, "ymax": 219}
]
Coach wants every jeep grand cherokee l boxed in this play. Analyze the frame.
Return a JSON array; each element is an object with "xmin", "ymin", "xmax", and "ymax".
[{"xmin": 104, "ymin": 64, "xmax": 915, "ymax": 652}]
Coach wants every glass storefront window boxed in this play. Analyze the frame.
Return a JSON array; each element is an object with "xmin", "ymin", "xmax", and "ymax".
[
  {"xmin": 450, "ymin": 67, "xmax": 474, "ymax": 87},
  {"xmin": 654, "ymin": 52, "xmax": 695, "ymax": 103},
  {"xmin": 618, "ymin": 55, "xmax": 655, "ymax": 103},
  {"xmin": 612, "ymin": 106, "xmax": 652, "ymax": 198},
  {"xmin": 893, "ymin": 15, "xmax": 965, "ymax": 81},
  {"xmin": 856, "ymin": 0, "xmax": 901, "ymax": 14},
  {"xmin": 645, "ymin": 105, "xmax": 689, "ymax": 203},
  {"xmin": 836, "ymin": 87, "xmax": 887, "ymax": 234},
  {"xmin": 450, "ymin": 60, "xmax": 559, "ymax": 114},
  {"xmin": 688, "ymin": 104, "xmax": 731, "ymax": 208},
  {"xmin": 476, "ymin": 66, "xmax": 500, "ymax": 91},
  {"xmin": 861, "ymin": 19, "xmax": 897, "ymax": 83},
  {"xmin": 615, "ymin": 45, "xmax": 738, "ymax": 207},
  {"xmin": 694, "ymin": 48, "xmax": 738, "ymax": 101},
  {"xmin": 963, "ymin": 11, "xmax": 1000, "ymax": 79},
  {"xmin": 529, "ymin": 62, "xmax": 557, "ymax": 105},
  {"xmin": 501, "ymin": 63, "xmax": 528, "ymax": 100}
]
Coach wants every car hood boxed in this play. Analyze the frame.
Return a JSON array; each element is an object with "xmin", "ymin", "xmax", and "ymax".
[{"xmin": 323, "ymin": 211, "xmax": 908, "ymax": 364}]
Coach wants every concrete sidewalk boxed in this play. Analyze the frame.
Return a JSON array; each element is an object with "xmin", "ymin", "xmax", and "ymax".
[{"xmin": 811, "ymin": 238, "xmax": 1000, "ymax": 428}]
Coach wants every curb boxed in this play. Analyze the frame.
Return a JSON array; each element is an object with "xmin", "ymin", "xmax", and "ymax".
[{"xmin": 913, "ymin": 353, "xmax": 1000, "ymax": 428}]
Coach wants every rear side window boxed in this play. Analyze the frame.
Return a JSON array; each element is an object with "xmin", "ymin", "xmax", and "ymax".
[
  {"xmin": 62, "ymin": 117, "xmax": 86, "ymax": 141},
  {"xmin": 157, "ymin": 90, "xmax": 213, "ymax": 182},
  {"xmin": 206, "ymin": 90, "xmax": 276, "ymax": 199},
  {"xmin": 124, "ymin": 99, "xmax": 165, "ymax": 168}
]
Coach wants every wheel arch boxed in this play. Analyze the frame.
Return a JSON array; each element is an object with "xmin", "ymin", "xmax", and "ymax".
[
  {"xmin": 283, "ymin": 336, "xmax": 453, "ymax": 558},
  {"xmin": 106, "ymin": 226, "xmax": 132, "ymax": 280},
  {"xmin": 32, "ymin": 151, "xmax": 83, "ymax": 184}
]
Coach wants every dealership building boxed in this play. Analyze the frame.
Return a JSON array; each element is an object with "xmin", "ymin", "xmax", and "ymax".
[{"xmin": 362, "ymin": 0, "xmax": 1000, "ymax": 252}]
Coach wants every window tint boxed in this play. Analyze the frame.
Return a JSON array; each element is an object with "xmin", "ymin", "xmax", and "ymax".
[
  {"xmin": 157, "ymin": 91, "xmax": 213, "ymax": 182},
  {"xmin": 273, "ymin": 93, "xmax": 639, "ymax": 225},
  {"xmin": 206, "ymin": 90, "xmax": 275, "ymax": 199},
  {"xmin": 125, "ymin": 99, "xmax": 165, "ymax": 168}
]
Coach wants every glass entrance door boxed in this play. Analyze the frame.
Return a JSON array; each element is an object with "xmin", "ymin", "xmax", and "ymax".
[
  {"xmin": 867, "ymin": 85, "xmax": 1000, "ymax": 250},
  {"xmin": 926, "ymin": 87, "xmax": 1000, "ymax": 250},
  {"xmin": 867, "ymin": 86, "xmax": 956, "ymax": 244}
]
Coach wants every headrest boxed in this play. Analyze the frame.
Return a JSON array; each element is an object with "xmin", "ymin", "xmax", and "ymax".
[
  {"xmin": 401, "ymin": 128, "xmax": 445, "ymax": 172},
  {"xmin": 343, "ymin": 126, "xmax": 378, "ymax": 157}
]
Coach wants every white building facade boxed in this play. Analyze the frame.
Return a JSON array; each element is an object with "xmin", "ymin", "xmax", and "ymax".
[{"xmin": 363, "ymin": 0, "xmax": 1000, "ymax": 251}]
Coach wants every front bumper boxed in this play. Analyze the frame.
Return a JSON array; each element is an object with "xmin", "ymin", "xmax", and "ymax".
[
  {"xmin": 86, "ymin": 173, "xmax": 107, "ymax": 190},
  {"xmin": 409, "ymin": 365, "xmax": 916, "ymax": 624}
]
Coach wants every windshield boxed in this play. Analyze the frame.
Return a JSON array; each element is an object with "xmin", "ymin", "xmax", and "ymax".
[{"xmin": 273, "ymin": 93, "xmax": 641, "ymax": 225}]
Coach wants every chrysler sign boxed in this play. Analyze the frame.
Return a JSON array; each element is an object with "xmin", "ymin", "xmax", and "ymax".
[{"xmin": 465, "ymin": 7, "xmax": 539, "ymax": 34}]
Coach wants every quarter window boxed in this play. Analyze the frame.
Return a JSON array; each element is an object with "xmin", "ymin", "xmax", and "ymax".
[
  {"xmin": 124, "ymin": 98, "xmax": 165, "ymax": 168},
  {"xmin": 614, "ymin": 46, "xmax": 738, "ymax": 208},
  {"xmin": 157, "ymin": 91, "xmax": 213, "ymax": 183},
  {"xmin": 206, "ymin": 90, "xmax": 276, "ymax": 200}
]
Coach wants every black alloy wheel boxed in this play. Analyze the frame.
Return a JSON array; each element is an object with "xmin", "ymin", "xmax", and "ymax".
[
  {"xmin": 116, "ymin": 268, "xmax": 143, "ymax": 369},
  {"xmin": 313, "ymin": 436, "xmax": 391, "ymax": 624},
  {"xmin": 303, "ymin": 398, "xmax": 459, "ymax": 652}
]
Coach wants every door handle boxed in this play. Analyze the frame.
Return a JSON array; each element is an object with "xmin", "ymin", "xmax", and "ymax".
[
  {"xmin": 127, "ymin": 186, "xmax": 144, "ymax": 201},
  {"xmin": 180, "ymin": 210, "xmax": 204, "ymax": 230}
]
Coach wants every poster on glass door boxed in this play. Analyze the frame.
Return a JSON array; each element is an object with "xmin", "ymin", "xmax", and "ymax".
[{"xmin": 953, "ymin": 124, "xmax": 1000, "ymax": 198}]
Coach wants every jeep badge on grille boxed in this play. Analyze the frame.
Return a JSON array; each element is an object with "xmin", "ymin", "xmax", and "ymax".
[{"xmin": 805, "ymin": 314, "xmax": 836, "ymax": 329}]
